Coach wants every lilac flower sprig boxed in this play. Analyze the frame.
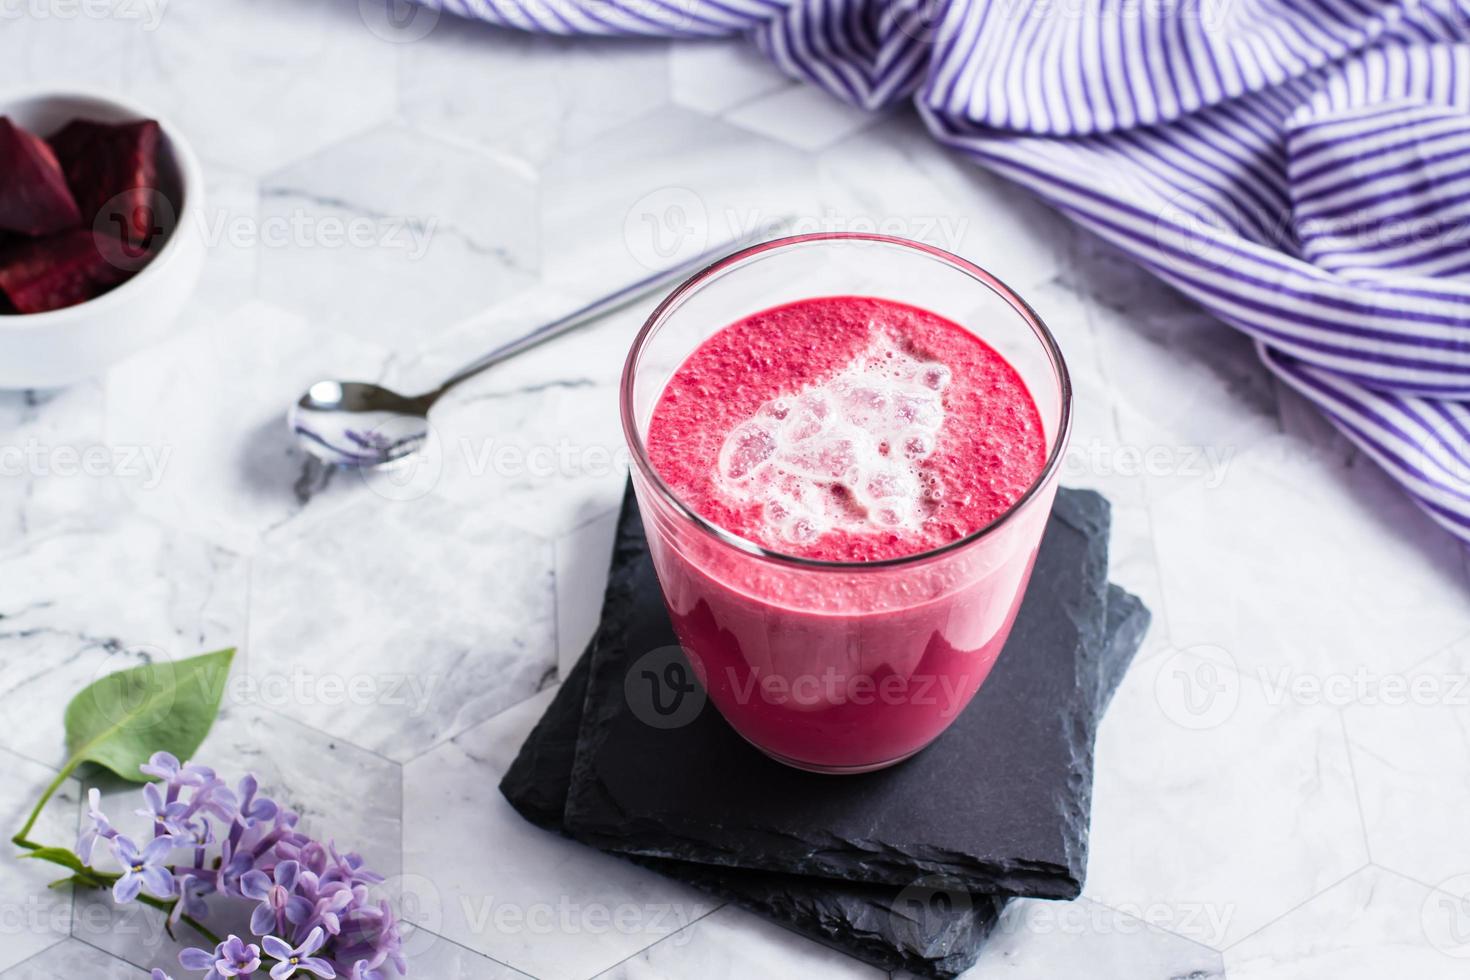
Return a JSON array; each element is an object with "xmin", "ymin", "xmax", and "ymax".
[{"xmin": 38, "ymin": 751, "xmax": 406, "ymax": 979}]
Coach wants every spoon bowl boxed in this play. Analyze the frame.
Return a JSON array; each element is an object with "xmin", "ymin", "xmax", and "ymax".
[{"xmin": 289, "ymin": 380, "xmax": 434, "ymax": 468}]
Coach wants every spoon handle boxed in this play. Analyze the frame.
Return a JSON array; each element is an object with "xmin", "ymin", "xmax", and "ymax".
[{"xmin": 432, "ymin": 221, "xmax": 790, "ymax": 399}]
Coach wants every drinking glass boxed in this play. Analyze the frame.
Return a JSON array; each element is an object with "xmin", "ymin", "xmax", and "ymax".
[{"xmin": 620, "ymin": 233, "xmax": 1072, "ymax": 773}]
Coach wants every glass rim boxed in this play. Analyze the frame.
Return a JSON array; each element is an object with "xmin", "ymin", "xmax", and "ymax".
[{"xmin": 618, "ymin": 231, "xmax": 1074, "ymax": 572}]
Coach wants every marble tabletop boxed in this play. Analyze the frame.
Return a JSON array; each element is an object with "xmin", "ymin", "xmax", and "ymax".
[{"xmin": 3, "ymin": 2, "xmax": 1470, "ymax": 978}]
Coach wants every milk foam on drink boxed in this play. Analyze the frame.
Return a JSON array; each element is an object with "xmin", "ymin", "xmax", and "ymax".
[{"xmin": 714, "ymin": 330, "xmax": 951, "ymax": 547}]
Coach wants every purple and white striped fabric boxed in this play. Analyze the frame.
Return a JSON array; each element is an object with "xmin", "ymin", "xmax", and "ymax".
[{"xmin": 421, "ymin": 0, "xmax": 1470, "ymax": 543}]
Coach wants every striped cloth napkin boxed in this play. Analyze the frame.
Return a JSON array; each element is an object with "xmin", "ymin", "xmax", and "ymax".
[{"xmin": 420, "ymin": 0, "xmax": 1470, "ymax": 543}]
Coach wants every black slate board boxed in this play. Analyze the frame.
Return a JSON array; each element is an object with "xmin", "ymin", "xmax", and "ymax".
[
  {"xmin": 499, "ymin": 485, "xmax": 1150, "ymax": 977},
  {"xmin": 562, "ymin": 487, "xmax": 1112, "ymax": 897}
]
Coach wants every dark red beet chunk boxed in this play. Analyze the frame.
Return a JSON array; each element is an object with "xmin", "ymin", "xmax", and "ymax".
[
  {"xmin": 50, "ymin": 118, "xmax": 163, "ymax": 246},
  {"xmin": 0, "ymin": 229, "xmax": 136, "ymax": 314},
  {"xmin": 0, "ymin": 117, "xmax": 83, "ymax": 236}
]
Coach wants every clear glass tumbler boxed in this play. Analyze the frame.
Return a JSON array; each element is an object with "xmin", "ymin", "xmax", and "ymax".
[{"xmin": 620, "ymin": 233, "xmax": 1072, "ymax": 773}]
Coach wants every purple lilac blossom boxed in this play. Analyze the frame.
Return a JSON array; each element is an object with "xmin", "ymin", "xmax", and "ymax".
[
  {"xmin": 180, "ymin": 935, "xmax": 262, "ymax": 979},
  {"xmin": 110, "ymin": 835, "xmax": 177, "ymax": 903},
  {"xmin": 82, "ymin": 757, "xmax": 404, "ymax": 978},
  {"xmin": 262, "ymin": 927, "xmax": 335, "ymax": 979},
  {"xmin": 77, "ymin": 787, "xmax": 117, "ymax": 863}
]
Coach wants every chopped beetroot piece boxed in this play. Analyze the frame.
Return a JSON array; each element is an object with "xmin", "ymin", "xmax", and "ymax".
[
  {"xmin": 50, "ymin": 118, "xmax": 164, "ymax": 246},
  {"xmin": 0, "ymin": 117, "xmax": 83, "ymax": 236},
  {"xmin": 0, "ymin": 229, "xmax": 135, "ymax": 314}
]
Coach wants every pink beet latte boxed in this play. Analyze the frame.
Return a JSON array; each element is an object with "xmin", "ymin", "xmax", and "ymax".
[{"xmin": 637, "ymin": 294, "xmax": 1052, "ymax": 771}]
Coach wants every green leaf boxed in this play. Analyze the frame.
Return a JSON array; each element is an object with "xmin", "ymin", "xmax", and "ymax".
[
  {"xmin": 21, "ymin": 847, "xmax": 88, "ymax": 874},
  {"xmin": 62, "ymin": 647, "xmax": 235, "ymax": 783},
  {"xmin": 12, "ymin": 648, "xmax": 234, "ymax": 845}
]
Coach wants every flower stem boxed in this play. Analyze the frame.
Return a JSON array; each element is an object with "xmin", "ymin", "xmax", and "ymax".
[
  {"xmin": 134, "ymin": 894, "xmax": 223, "ymax": 946},
  {"xmin": 11, "ymin": 764, "xmax": 76, "ymax": 847}
]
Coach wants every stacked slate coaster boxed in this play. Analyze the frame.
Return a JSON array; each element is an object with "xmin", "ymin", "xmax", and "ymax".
[{"xmin": 501, "ymin": 484, "xmax": 1148, "ymax": 977}]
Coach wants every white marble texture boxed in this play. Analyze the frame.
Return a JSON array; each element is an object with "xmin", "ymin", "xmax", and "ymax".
[
  {"xmin": 555, "ymin": 508, "xmax": 621, "ymax": 676},
  {"xmin": 258, "ymin": 124, "xmax": 540, "ymax": 347},
  {"xmin": 0, "ymin": 382, "xmax": 126, "ymax": 544},
  {"xmin": 1085, "ymin": 645, "xmax": 1368, "ymax": 948},
  {"xmin": 1224, "ymin": 867, "xmax": 1468, "ymax": 978},
  {"xmin": 1341, "ymin": 635, "xmax": 1470, "ymax": 888},
  {"xmin": 0, "ymin": 513, "xmax": 247, "ymax": 767},
  {"xmin": 0, "ymin": 753, "xmax": 79, "ymax": 972},
  {"xmin": 0, "ymin": 8, "xmax": 1467, "ymax": 980},
  {"xmin": 956, "ymin": 896, "xmax": 1225, "ymax": 979},
  {"xmin": 0, "ymin": 940, "xmax": 143, "ymax": 979},
  {"xmin": 248, "ymin": 493, "xmax": 557, "ymax": 761},
  {"xmin": 597, "ymin": 904, "xmax": 882, "ymax": 979},
  {"xmin": 400, "ymin": 18, "xmax": 670, "ymax": 165},
  {"xmin": 120, "ymin": 0, "xmax": 399, "ymax": 175},
  {"xmin": 402, "ymin": 690, "xmax": 718, "ymax": 980}
]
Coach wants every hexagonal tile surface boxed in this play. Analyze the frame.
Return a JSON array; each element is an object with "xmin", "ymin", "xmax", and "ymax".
[
  {"xmin": 815, "ymin": 114, "xmax": 1075, "ymax": 298},
  {"xmin": 0, "ymin": 514, "xmax": 246, "ymax": 768},
  {"xmin": 192, "ymin": 164, "xmax": 262, "ymax": 318},
  {"xmin": 248, "ymin": 494, "xmax": 556, "ymax": 762},
  {"xmin": 0, "ymin": 940, "xmax": 140, "ymax": 980},
  {"xmin": 73, "ymin": 701, "xmax": 402, "ymax": 974},
  {"xmin": 0, "ymin": 752, "xmax": 79, "ymax": 972},
  {"xmin": 597, "ymin": 904, "xmax": 880, "ymax": 979},
  {"xmin": 1224, "ymin": 866, "xmax": 1467, "ymax": 978},
  {"xmin": 726, "ymin": 85, "xmax": 884, "ymax": 152},
  {"xmin": 403, "ymin": 688, "xmax": 718, "ymax": 980},
  {"xmin": 0, "ymin": 382, "xmax": 127, "ymax": 545},
  {"xmin": 539, "ymin": 106, "xmax": 815, "ymax": 295},
  {"xmin": 401, "ymin": 15, "xmax": 670, "ymax": 164},
  {"xmin": 399, "ymin": 928, "xmax": 531, "ymax": 979},
  {"xmin": 555, "ymin": 507, "xmax": 621, "ymax": 677},
  {"xmin": 424, "ymin": 377, "xmax": 628, "ymax": 541},
  {"xmin": 1146, "ymin": 436, "xmax": 1470, "ymax": 680},
  {"xmin": 104, "ymin": 301, "xmax": 394, "ymax": 554},
  {"xmin": 0, "ymin": 15, "xmax": 136, "ymax": 90},
  {"xmin": 123, "ymin": 0, "xmax": 397, "ymax": 174},
  {"xmin": 1342, "ymin": 635, "xmax": 1470, "ymax": 888},
  {"xmin": 257, "ymin": 123, "xmax": 538, "ymax": 349},
  {"xmin": 951, "ymin": 897, "xmax": 1225, "ymax": 979},
  {"xmin": 1085, "ymin": 651, "xmax": 1367, "ymax": 948},
  {"xmin": 670, "ymin": 42, "xmax": 789, "ymax": 116},
  {"xmin": 1078, "ymin": 257, "xmax": 1281, "ymax": 467}
]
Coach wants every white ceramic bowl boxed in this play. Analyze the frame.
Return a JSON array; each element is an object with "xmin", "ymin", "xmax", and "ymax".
[{"xmin": 0, "ymin": 88, "xmax": 206, "ymax": 389}]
